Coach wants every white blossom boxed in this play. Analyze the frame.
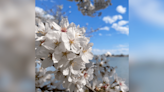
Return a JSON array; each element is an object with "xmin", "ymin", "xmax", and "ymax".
[{"xmin": 35, "ymin": 16, "xmax": 128, "ymax": 92}]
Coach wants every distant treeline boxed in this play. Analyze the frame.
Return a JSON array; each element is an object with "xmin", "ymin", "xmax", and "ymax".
[
  {"xmin": 110, "ymin": 54, "xmax": 129, "ymax": 57},
  {"xmin": 97, "ymin": 54, "xmax": 129, "ymax": 57}
]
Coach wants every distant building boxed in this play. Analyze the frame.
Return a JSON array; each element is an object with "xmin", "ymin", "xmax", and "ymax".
[{"xmin": 105, "ymin": 52, "xmax": 112, "ymax": 57}]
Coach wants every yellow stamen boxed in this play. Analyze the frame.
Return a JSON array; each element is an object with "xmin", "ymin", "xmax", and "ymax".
[
  {"xmin": 69, "ymin": 40, "xmax": 74, "ymax": 44},
  {"xmin": 82, "ymin": 50, "xmax": 87, "ymax": 53},
  {"xmin": 40, "ymin": 40, "xmax": 45, "ymax": 46},
  {"xmin": 54, "ymin": 41, "xmax": 60, "ymax": 46},
  {"xmin": 71, "ymin": 62, "xmax": 75, "ymax": 66},
  {"xmin": 84, "ymin": 73, "xmax": 88, "ymax": 78},
  {"xmin": 81, "ymin": 70, "xmax": 85, "ymax": 73},
  {"xmin": 38, "ymin": 30, "xmax": 47, "ymax": 35},
  {"xmin": 62, "ymin": 51, "xmax": 68, "ymax": 57},
  {"xmin": 70, "ymin": 60, "xmax": 76, "ymax": 67},
  {"xmin": 95, "ymin": 87, "xmax": 100, "ymax": 91},
  {"xmin": 75, "ymin": 33, "xmax": 81, "ymax": 38},
  {"xmin": 51, "ymin": 26, "xmax": 54, "ymax": 29},
  {"xmin": 48, "ymin": 53, "xmax": 52, "ymax": 59}
]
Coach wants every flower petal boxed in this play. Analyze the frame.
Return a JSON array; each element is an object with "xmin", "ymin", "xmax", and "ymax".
[
  {"xmin": 46, "ymin": 31, "xmax": 61, "ymax": 41},
  {"xmin": 60, "ymin": 18, "xmax": 69, "ymax": 28},
  {"xmin": 52, "ymin": 53, "xmax": 62, "ymax": 63},
  {"xmin": 67, "ymin": 27, "xmax": 75, "ymax": 40},
  {"xmin": 80, "ymin": 77, "xmax": 86, "ymax": 85},
  {"xmin": 67, "ymin": 22, "xmax": 76, "ymax": 29},
  {"xmin": 82, "ymin": 54, "xmax": 90, "ymax": 63},
  {"xmin": 72, "ymin": 58, "xmax": 85, "ymax": 70},
  {"xmin": 63, "ymin": 67, "xmax": 69, "ymax": 75},
  {"xmin": 35, "ymin": 46, "xmax": 49, "ymax": 59},
  {"xmin": 86, "ymin": 51, "xmax": 93, "ymax": 60},
  {"xmin": 37, "ymin": 22, "xmax": 45, "ymax": 31},
  {"xmin": 41, "ymin": 58, "xmax": 53, "ymax": 68},
  {"xmin": 64, "ymin": 42, "xmax": 71, "ymax": 51},
  {"xmin": 85, "ymin": 43, "xmax": 93, "ymax": 50},
  {"xmin": 77, "ymin": 37, "xmax": 89, "ymax": 47},
  {"xmin": 71, "ymin": 42, "xmax": 80, "ymax": 53},
  {"xmin": 68, "ymin": 76, "xmax": 72, "ymax": 82},
  {"xmin": 57, "ymin": 57, "xmax": 68, "ymax": 68},
  {"xmin": 67, "ymin": 52, "xmax": 76, "ymax": 60},
  {"xmin": 55, "ymin": 42, "xmax": 66, "ymax": 54},
  {"xmin": 61, "ymin": 32, "xmax": 69, "ymax": 42},
  {"xmin": 36, "ymin": 36, "xmax": 45, "ymax": 41},
  {"xmin": 51, "ymin": 22, "xmax": 61, "ymax": 31},
  {"xmin": 70, "ymin": 66, "xmax": 79, "ymax": 75},
  {"xmin": 42, "ymin": 38, "xmax": 55, "ymax": 50}
]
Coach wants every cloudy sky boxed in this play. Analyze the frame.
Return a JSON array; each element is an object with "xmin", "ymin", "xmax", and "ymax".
[
  {"xmin": 129, "ymin": 0, "xmax": 164, "ymax": 61},
  {"xmin": 35, "ymin": 0, "xmax": 129, "ymax": 55}
]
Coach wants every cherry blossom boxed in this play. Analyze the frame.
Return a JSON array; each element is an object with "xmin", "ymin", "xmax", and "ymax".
[{"xmin": 35, "ymin": 17, "xmax": 128, "ymax": 92}]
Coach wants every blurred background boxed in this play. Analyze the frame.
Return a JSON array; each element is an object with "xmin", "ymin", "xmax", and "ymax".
[
  {"xmin": 0, "ymin": 0, "xmax": 164, "ymax": 92},
  {"xmin": 129, "ymin": 0, "xmax": 164, "ymax": 92},
  {"xmin": 0, "ymin": 0, "xmax": 34, "ymax": 92},
  {"xmin": 130, "ymin": 61, "xmax": 164, "ymax": 92}
]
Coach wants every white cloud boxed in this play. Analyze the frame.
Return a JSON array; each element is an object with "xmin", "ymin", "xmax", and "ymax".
[
  {"xmin": 69, "ymin": 6, "xmax": 72, "ymax": 8},
  {"xmin": 117, "ymin": 44, "xmax": 129, "ymax": 48},
  {"xmin": 111, "ymin": 20, "xmax": 129, "ymax": 35},
  {"xmin": 50, "ymin": 0, "xmax": 55, "ymax": 2},
  {"xmin": 116, "ymin": 5, "xmax": 126, "ymax": 14},
  {"xmin": 99, "ymin": 33, "xmax": 102, "ymax": 36},
  {"xmin": 44, "ymin": 14, "xmax": 54, "ymax": 19},
  {"xmin": 130, "ymin": 0, "xmax": 164, "ymax": 27},
  {"xmin": 118, "ymin": 20, "xmax": 129, "ymax": 26},
  {"xmin": 35, "ymin": 7, "xmax": 54, "ymax": 19},
  {"xmin": 99, "ymin": 26, "xmax": 110, "ymax": 31},
  {"xmin": 103, "ymin": 15, "xmax": 123, "ymax": 24},
  {"xmin": 106, "ymin": 34, "xmax": 112, "ymax": 36},
  {"xmin": 35, "ymin": 7, "xmax": 44, "ymax": 15}
]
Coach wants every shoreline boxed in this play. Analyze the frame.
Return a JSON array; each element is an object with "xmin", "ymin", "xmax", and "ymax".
[
  {"xmin": 95, "ymin": 54, "xmax": 129, "ymax": 57},
  {"xmin": 106, "ymin": 56, "xmax": 129, "ymax": 57}
]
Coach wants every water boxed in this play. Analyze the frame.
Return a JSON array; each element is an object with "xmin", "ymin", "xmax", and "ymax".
[
  {"xmin": 46, "ymin": 57, "xmax": 164, "ymax": 92},
  {"xmin": 130, "ymin": 62, "xmax": 164, "ymax": 92},
  {"xmin": 105, "ymin": 58, "xmax": 164, "ymax": 92},
  {"xmin": 46, "ymin": 57, "xmax": 129, "ymax": 87},
  {"xmin": 106, "ymin": 57, "xmax": 129, "ymax": 86}
]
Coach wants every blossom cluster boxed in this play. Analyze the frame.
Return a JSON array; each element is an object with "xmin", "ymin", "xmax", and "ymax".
[
  {"xmin": 35, "ymin": 17, "xmax": 128, "ymax": 92},
  {"xmin": 89, "ymin": 55, "xmax": 129, "ymax": 92},
  {"xmin": 35, "ymin": 17, "xmax": 95, "ymax": 92},
  {"xmin": 69, "ymin": 0, "xmax": 112, "ymax": 17}
]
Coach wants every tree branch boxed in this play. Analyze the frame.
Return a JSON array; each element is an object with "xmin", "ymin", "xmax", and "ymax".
[{"xmin": 85, "ymin": 85, "xmax": 96, "ymax": 92}]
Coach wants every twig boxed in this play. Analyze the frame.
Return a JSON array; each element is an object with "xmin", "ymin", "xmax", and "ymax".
[
  {"xmin": 36, "ymin": 86, "xmax": 67, "ymax": 92},
  {"xmin": 85, "ymin": 85, "xmax": 96, "ymax": 92}
]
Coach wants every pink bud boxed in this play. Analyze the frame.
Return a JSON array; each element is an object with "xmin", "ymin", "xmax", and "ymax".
[{"xmin": 61, "ymin": 27, "xmax": 67, "ymax": 32}]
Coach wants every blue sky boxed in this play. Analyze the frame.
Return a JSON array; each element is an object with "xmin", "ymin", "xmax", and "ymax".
[
  {"xmin": 129, "ymin": 0, "xmax": 164, "ymax": 61},
  {"xmin": 36, "ymin": 0, "xmax": 129, "ymax": 55}
]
